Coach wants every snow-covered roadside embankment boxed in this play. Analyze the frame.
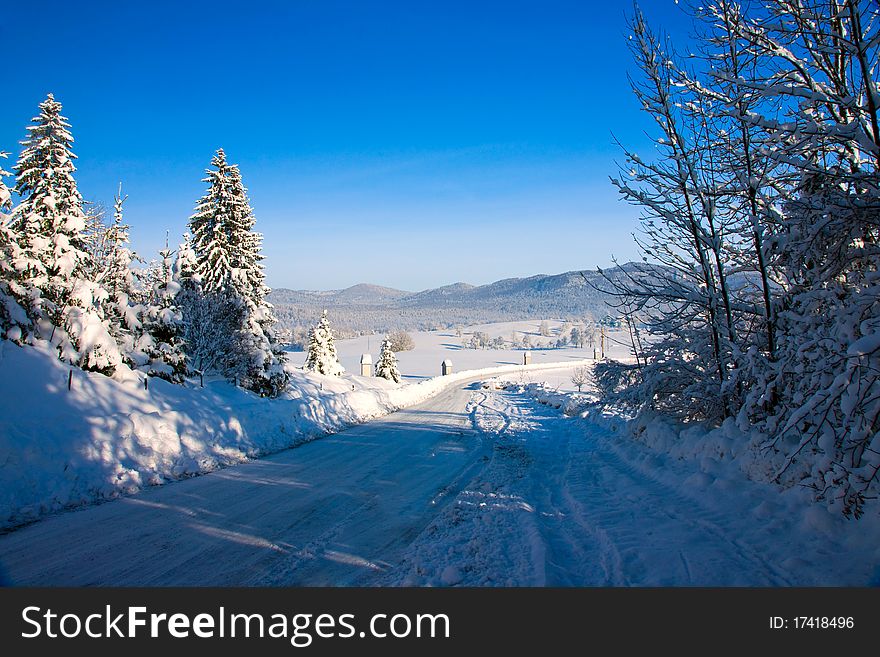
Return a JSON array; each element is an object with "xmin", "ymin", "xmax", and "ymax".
[{"xmin": 0, "ymin": 341, "xmax": 587, "ymax": 530}]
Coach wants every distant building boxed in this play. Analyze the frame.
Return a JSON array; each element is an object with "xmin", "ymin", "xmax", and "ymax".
[
  {"xmin": 360, "ymin": 354, "xmax": 372, "ymax": 377},
  {"xmin": 441, "ymin": 359, "xmax": 453, "ymax": 376}
]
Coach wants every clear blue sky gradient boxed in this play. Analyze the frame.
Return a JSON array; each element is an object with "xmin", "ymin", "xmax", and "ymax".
[{"xmin": 2, "ymin": 0, "xmax": 691, "ymax": 291}]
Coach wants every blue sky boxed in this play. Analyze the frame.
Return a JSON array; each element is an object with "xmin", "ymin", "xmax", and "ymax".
[{"xmin": 2, "ymin": 0, "xmax": 690, "ymax": 291}]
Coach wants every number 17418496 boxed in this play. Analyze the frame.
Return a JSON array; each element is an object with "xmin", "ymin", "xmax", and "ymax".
[{"xmin": 769, "ymin": 616, "xmax": 855, "ymax": 630}]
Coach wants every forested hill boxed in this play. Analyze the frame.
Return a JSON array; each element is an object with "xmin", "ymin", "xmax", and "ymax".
[{"xmin": 268, "ymin": 266, "xmax": 638, "ymax": 335}]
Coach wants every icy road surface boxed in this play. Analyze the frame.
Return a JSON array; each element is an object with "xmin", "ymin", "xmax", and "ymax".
[{"xmin": 0, "ymin": 378, "xmax": 822, "ymax": 586}]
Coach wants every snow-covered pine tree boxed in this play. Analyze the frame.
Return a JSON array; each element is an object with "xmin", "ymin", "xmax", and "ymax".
[
  {"xmin": 140, "ymin": 239, "xmax": 187, "ymax": 382},
  {"xmin": 174, "ymin": 232, "xmax": 233, "ymax": 376},
  {"xmin": 303, "ymin": 310, "xmax": 344, "ymax": 376},
  {"xmin": 174, "ymin": 233, "xmax": 200, "ymax": 290},
  {"xmin": 137, "ymin": 257, "xmax": 162, "ymax": 303},
  {"xmin": 0, "ymin": 151, "xmax": 31, "ymax": 340},
  {"xmin": 374, "ymin": 338, "xmax": 401, "ymax": 383},
  {"xmin": 96, "ymin": 186, "xmax": 146, "ymax": 364},
  {"xmin": 190, "ymin": 149, "xmax": 249, "ymax": 296},
  {"xmin": 13, "ymin": 94, "xmax": 121, "ymax": 372},
  {"xmin": 103, "ymin": 190, "xmax": 133, "ymax": 303},
  {"xmin": 187, "ymin": 150, "xmax": 287, "ymax": 395}
]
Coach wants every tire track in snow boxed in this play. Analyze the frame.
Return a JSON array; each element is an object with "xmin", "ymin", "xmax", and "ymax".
[
  {"xmin": 579, "ymin": 432, "xmax": 797, "ymax": 585},
  {"xmin": 508, "ymin": 394, "xmax": 622, "ymax": 586},
  {"xmin": 524, "ymin": 394, "xmax": 798, "ymax": 586},
  {"xmin": 392, "ymin": 386, "xmax": 801, "ymax": 586},
  {"xmin": 384, "ymin": 390, "xmax": 616, "ymax": 586}
]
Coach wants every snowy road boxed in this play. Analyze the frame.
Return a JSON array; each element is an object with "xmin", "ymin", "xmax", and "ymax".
[
  {"xmin": 0, "ymin": 377, "xmax": 824, "ymax": 586},
  {"xmin": 0, "ymin": 379, "xmax": 492, "ymax": 586},
  {"xmin": 387, "ymin": 389, "xmax": 801, "ymax": 586}
]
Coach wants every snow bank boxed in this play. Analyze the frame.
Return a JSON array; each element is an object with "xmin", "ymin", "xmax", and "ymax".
[
  {"xmin": 0, "ymin": 340, "xmax": 588, "ymax": 530},
  {"xmin": 485, "ymin": 378, "xmax": 597, "ymax": 416},
  {"xmin": 490, "ymin": 377, "xmax": 759, "ymax": 465}
]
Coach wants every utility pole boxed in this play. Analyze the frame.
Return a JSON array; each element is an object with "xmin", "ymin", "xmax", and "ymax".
[{"xmin": 600, "ymin": 325, "xmax": 606, "ymax": 359}]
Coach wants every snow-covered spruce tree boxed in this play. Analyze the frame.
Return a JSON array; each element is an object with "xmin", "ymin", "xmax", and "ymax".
[
  {"xmin": 140, "ymin": 241, "xmax": 187, "ymax": 382},
  {"xmin": 191, "ymin": 149, "xmax": 246, "ymax": 295},
  {"xmin": 174, "ymin": 233, "xmax": 240, "ymax": 376},
  {"xmin": 188, "ymin": 149, "xmax": 287, "ymax": 395},
  {"xmin": 303, "ymin": 309, "xmax": 344, "ymax": 376},
  {"xmin": 0, "ymin": 152, "xmax": 31, "ymax": 340},
  {"xmin": 174, "ymin": 232, "xmax": 199, "ymax": 284},
  {"xmin": 94, "ymin": 186, "xmax": 148, "ymax": 365},
  {"xmin": 375, "ymin": 339, "xmax": 400, "ymax": 383},
  {"xmin": 12, "ymin": 94, "xmax": 122, "ymax": 372}
]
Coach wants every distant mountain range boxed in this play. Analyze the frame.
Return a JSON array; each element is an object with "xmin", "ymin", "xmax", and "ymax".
[{"xmin": 269, "ymin": 266, "xmax": 637, "ymax": 335}]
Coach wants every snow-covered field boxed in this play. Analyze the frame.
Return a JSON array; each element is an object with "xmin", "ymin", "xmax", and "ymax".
[{"xmin": 288, "ymin": 319, "xmax": 634, "ymax": 381}]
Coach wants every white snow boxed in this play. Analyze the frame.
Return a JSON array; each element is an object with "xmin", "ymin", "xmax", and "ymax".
[
  {"xmin": 289, "ymin": 319, "xmax": 634, "ymax": 380},
  {"xmin": 848, "ymin": 332, "xmax": 880, "ymax": 356},
  {"xmin": 384, "ymin": 379, "xmax": 880, "ymax": 586},
  {"xmin": 2, "ymin": 319, "xmax": 875, "ymax": 586},
  {"xmin": 0, "ymin": 350, "xmax": 877, "ymax": 585},
  {"xmin": 0, "ymin": 333, "xmax": 591, "ymax": 530}
]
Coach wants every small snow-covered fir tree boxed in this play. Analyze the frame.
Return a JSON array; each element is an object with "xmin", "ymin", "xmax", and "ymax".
[
  {"xmin": 374, "ymin": 339, "xmax": 400, "ymax": 383},
  {"xmin": 101, "ymin": 189, "xmax": 134, "ymax": 301},
  {"xmin": 303, "ymin": 310, "xmax": 344, "ymax": 376},
  {"xmin": 13, "ymin": 94, "xmax": 121, "ymax": 372},
  {"xmin": 187, "ymin": 149, "xmax": 287, "ymax": 395},
  {"xmin": 140, "ymin": 241, "xmax": 187, "ymax": 382},
  {"xmin": 174, "ymin": 233, "xmax": 199, "ymax": 282},
  {"xmin": 97, "ymin": 186, "xmax": 145, "ymax": 363}
]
